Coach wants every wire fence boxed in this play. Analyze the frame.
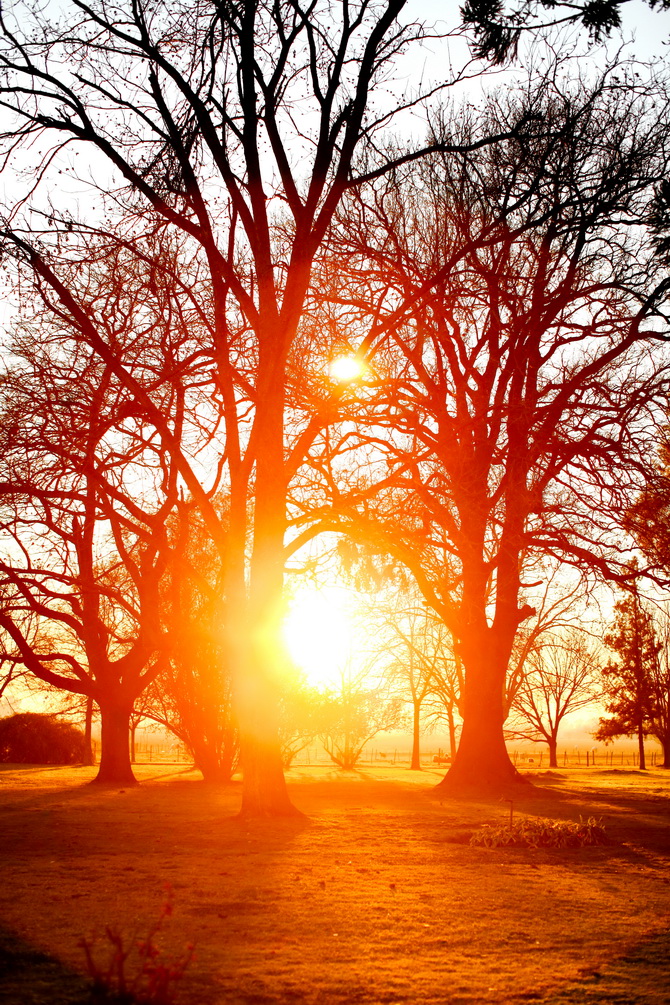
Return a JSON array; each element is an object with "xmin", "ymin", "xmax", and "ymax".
[
  {"xmin": 99, "ymin": 741, "xmax": 664, "ymax": 769},
  {"xmin": 290, "ymin": 745, "xmax": 665, "ymax": 769}
]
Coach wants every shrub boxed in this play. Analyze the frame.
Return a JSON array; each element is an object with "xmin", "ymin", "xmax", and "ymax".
[
  {"xmin": 0, "ymin": 712, "xmax": 88, "ymax": 764},
  {"xmin": 469, "ymin": 815, "xmax": 608, "ymax": 849},
  {"xmin": 80, "ymin": 886, "xmax": 194, "ymax": 1004}
]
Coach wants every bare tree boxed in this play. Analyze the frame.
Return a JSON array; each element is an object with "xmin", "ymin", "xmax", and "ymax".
[
  {"xmin": 320, "ymin": 659, "xmax": 404, "ymax": 770},
  {"xmin": 0, "ymin": 257, "xmax": 179, "ymax": 784},
  {"xmin": 507, "ymin": 628, "xmax": 599, "ymax": 767},
  {"xmin": 308, "ymin": 63, "xmax": 670, "ymax": 790},
  {"xmin": 368, "ymin": 593, "xmax": 457, "ymax": 769},
  {"xmin": 0, "ymin": 0, "xmax": 492, "ymax": 815}
]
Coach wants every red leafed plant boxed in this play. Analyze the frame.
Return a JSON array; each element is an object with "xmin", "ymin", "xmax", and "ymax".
[{"xmin": 79, "ymin": 885, "xmax": 194, "ymax": 1004}]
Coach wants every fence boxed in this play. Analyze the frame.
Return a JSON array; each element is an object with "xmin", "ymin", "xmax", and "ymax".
[
  {"xmin": 90, "ymin": 741, "xmax": 189, "ymax": 764},
  {"xmin": 288, "ymin": 745, "xmax": 665, "ymax": 769},
  {"xmin": 95, "ymin": 741, "xmax": 663, "ymax": 769}
]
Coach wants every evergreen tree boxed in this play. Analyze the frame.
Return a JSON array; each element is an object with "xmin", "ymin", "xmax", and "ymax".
[{"xmin": 596, "ymin": 593, "xmax": 660, "ymax": 769}]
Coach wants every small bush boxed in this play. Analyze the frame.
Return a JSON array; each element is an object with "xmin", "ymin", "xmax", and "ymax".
[
  {"xmin": 469, "ymin": 815, "xmax": 608, "ymax": 849},
  {"xmin": 0, "ymin": 712, "xmax": 88, "ymax": 764},
  {"xmin": 80, "ymin": 887, "xmax": 194, "ymax": 1005}
]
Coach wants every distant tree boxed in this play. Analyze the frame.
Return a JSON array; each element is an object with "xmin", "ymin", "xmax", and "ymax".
[
  {"xmin": 508, "ymin": 629, "xmax": 599, "ymax": 768},
  {"xmin": 651, "ymin": 610, "xmax": 670, "ymax": 767},
  {"xmin": 596, "ymin": 592, "xmax": 661, "ymax": 769},
  {"xmin": 320, "ymin": 661, "xmax": 404, "ymax": 770},
  {"xmin": 0, "ymin": 270, "xmax": 177, "ymax": 785},
  {"xmin": 0, "ymin": 712, "xmax": 87, "ymax": 765},
  {"xmin": 128, "ymin": 500, "xmax": 240, "ymax": 782},
  {"xmin": 626, "ymin": 429, "xmax": 670, "ymax": 574},
  {"xmin": 376, "ymin": 599, "xmax": 458, "ymax": 770},
  {"xmin": 277, "ymin": 673, "xmax": 329, "ymax": 770}
]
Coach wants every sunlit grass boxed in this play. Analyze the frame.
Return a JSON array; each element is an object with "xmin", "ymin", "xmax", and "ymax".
[{"xmin": 0, "ymin": 764, "xmax": 669, "ymax": 1003}]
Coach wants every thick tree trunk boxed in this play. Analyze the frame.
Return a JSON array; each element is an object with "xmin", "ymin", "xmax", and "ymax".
[
  {"xmin": 638, "ymin": 722, "xmax": 646, "ymax": 770},
  {"xmin": 435, "ymin": 646, "xmax": 525, "ymax": 794},
  {"xmin": 231, "ymin": 598, "xmax": 298, "ymax": 817},
  {"xmin": 91, "ymin": 699, "xmax": 137, "ymax": 785},
  {"xmin": 193, "ymin": 741, "xmax": 234, "ymax": 783},
  {"xmin": 661, "ymin": 737, "xmax": 670, "ymax": 769},
  {"xmin": 239, "ymin": 733, "xmax": 301, "ymax": 816},
  {"xmin": 410, "ymin": 701, "xmax": 421, "ymax": 770},
  {"xmin": 548, "ymin": 737, "xmax": 558, "ymax": 769},
  {"xmin": 236, "ymin": 370, "xmax": 298, "ymax": 817}
]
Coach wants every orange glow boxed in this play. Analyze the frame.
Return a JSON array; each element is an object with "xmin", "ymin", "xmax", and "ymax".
[
  {"xmin": 329, "ymin": 355, "xmax": 365, "ymax": 382},
  {"xmin": 282, "ymin": 586, "xmax": 355, "ymax": 689}
]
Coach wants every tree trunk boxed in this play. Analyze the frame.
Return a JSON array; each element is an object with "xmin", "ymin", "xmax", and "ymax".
[
  {"xmin": 193, "ymin": 741, "xmax": 234, "ymax": 783},
  {"xmin": 83, "ymin": 696, "xmax": 95, "ymax": 766},
  {"xmin": 410, "ymin": 700, "xmax": 421, "ymax": 770},
  {"xmin": 239, "ymin": 733, "xmax": 301, "ymax": 815},
  {"xmin": 91, "ymin": 699, "xmax": 137, "ymax": 785},
  {"xmin": 661, "ymin": 736, "xmax": 670, "ymax": 769},
  {"xmin": 236, "ymin": 373, "xmax": 298, "ymax": 817},
  {"xmin": 436, "ymin": 647, "xmax": 525, "ymax": 794},
  {"xmin": 447, "ymin": 704, "xmax": 457, "ymax": 760},
  {"xmin": 638, "ymin": 722, "xmax": 646, "ymax": 770},
  {"xmin": 548, "ymin": 736, "xmax": 558, "ymax": 769}
]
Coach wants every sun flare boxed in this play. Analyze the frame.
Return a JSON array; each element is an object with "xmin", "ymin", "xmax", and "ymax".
[
  {"xmin": 282, "ymin": 586, "xmax": 356, "ymax": 689},
  {"xmin": 329, "ymin": 355, "xmax": 365, "ymax": 382}
]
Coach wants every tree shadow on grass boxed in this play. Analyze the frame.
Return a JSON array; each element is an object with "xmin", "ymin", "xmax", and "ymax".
[
  {"xmin": 0, "ymin": 925, "xmax": 94, "ymax": 1005},
  {"xmin": 543, "ymin": 927, "xmax": 670, "ymax": 1004}
]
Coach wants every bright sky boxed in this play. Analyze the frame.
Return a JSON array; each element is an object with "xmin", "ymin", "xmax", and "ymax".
[{"xmin": 282, "ymin": 584, "xmax": 361, "ymax": 690}]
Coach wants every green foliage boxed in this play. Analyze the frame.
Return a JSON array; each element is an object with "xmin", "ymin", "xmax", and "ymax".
[
  {"xmin": 0, "ymin": 712, "xmax": 87, "ymax": 765},
  {"xmin": 461, "ymin": 0, "xmax": 644, "ymax": 64},
  {"xmin": 626, "ymin": 437, "xmax": 670, "ymax": 567},
  {"xmin": 469, "ymin": 815, "xmax": 608, "ymax": 849},
  {"xmin": 79, "ymin": 887, "xmax": 193, "ymax": 1005},
  {"xmin": 595, "ymin": 592, "xmax": 659, "ymax": 743}
]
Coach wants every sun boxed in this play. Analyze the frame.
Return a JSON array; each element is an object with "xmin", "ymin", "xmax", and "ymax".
[
  {"xmin": 282, "ymin": 585, "xmax": 355, "ymax": 689},
  {"xmin": 329, "ymin": 355, "xmax": 366, "ymax": 382}
]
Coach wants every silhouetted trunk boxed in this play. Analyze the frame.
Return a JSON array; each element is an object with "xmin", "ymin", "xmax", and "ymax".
[
  {"xmin": 130, "ymin": 719, "xmax": 137, "ymax": 763},
  {"xmin": 436, "ymin": 644, "xmax": 524, "ymax": 793},
  {"xmin": 83, "ymin": 696, "xmax": 95, "ymax": 766},
  {"xmin": 548, "ymin": 736, "xmax": 558, "ymax": 769},
  {"xmin": 638, "ymin": 722, "xmax": 646, "ymax": 770},
  {"xmin": 236, "ymin": 386, "xmax": 298, "ymax": 817},
  {"xmin": 193, "ymin": 740, "xmax": 235, "ymax": 783},
  {"xmin": 410, "ymin": 700, "xmax": 421, "ymax": 770},
  {"xmin": 661, "ymin": 736, "xmax": 670, "ymax": 769},
  {"xmin": 239, "ymin": 731, "xmax": 299, "ymax": 814},
  {"xmin": 92, "ymin": 698, "xmax": 137, "ymax": 785}
]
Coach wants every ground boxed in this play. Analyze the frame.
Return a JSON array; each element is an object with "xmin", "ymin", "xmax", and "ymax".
[{"xmin": 0, "ymin": 763, "xmax": 669, "ymax": 1004}]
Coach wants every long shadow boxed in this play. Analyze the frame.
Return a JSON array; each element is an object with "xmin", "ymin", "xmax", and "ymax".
[
  {"xmin": 543, "ymin": 927, "xmax": 670, "ymax": 1004},
  {"xmin": 0, "ymin": 925, "xmax": 94, "ymax": 1005}
]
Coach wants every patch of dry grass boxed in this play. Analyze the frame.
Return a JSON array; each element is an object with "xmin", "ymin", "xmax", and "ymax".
[{"xmin": 1, "ymin": 763, "xmax": 669, "ymax": 1004}]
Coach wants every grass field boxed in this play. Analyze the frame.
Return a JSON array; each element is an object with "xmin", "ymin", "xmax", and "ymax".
[{"xmin": 1, "ymin": 763, "xmax": 669, "ymax": 1004}]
